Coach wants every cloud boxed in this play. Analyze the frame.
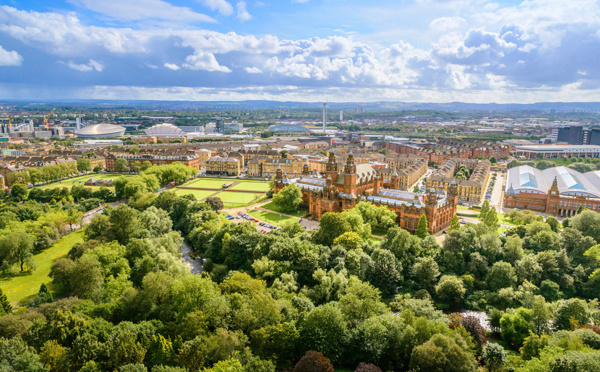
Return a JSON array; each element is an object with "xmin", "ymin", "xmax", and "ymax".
[
  {"xmin": 236, "ymin": 1, "xmax": 252, "ymax": 22},
  {"xmin": 70, "ymin": 0, "xmax": 216, "ymax": 23},
  {"xmin": 0, "ymin": 45, "xmax": 22, "ymax": 66},
  {"xmin": 245, "ymin": 66, "xmax": 262, "ymax": 73},
  {"xmin": 292, "ymin": 0, "xmax": 309, "ymax": 3},
  {"xmin": 66, "ymin": 59, "xmax": 104, "ymax": 72},
  {"xmin": 429, "ymin": 16, "xmax": 466, "ymax": 32},
  {"xmin": 198, "ymin": 0, "xmax": 234, "ymax": 16},
  {"xmin": 182, "ymin": 51, "xmax": 231, "ymax": 72},
  {"xmin": 164, "ymin": 63, "xmax": 180, "ymax": 70}
]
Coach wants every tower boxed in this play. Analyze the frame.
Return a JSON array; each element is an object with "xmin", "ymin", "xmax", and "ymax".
[
  {"xmin": 344, "ymin": 151, "xmax": 357, "ymax": 194},
  {"xmin": 323, "ymin": 102, "xmax": 327, "ymax": 132},
  {"xmin": 339, "ymin": 110, "xmax": 343, "ymax": 121},
  {"xmin": 326, "ymin": 152, "xmax": 338, "ymax": 182},
  {"xmin": 302, "ymin": 160, "xmax": 310, "ymax": 176},
  {"xmin": 391, "ymin": 170, "xmax": 400, "ymax": 190}
]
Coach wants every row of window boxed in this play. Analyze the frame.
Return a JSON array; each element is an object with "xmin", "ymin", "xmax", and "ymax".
[{"xmin": 558, "ymin": 200, "xmax": 599, "ymax": 210}]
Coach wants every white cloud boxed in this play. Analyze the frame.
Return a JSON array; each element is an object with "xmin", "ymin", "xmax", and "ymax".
[
  {"xmin": 429, "ymin": 16, "xmax": 466, "ymax": 32},
  {"xmin": 164, "ymin": 63, "xmax": 180, "ymax": 70},
  {"xmin": 66, "ymin": 59, "xmax": 104, "ymax": 72},
  {"xmin": 236, "ymin": 1, "xmax": 252, "ymax": 22},
  {"xmin": 145, "ymin": 62, "xmax": 158, "ymax": 69},
  {"xmin": 182, "ymin": 51, "xmax": 231, "ymax": 72},
  {"xmin": 70, "ymin": 0, "xmax": 216, "ymax": 23},
  {"xmin": 245, "ymin": 66, "xmax": 262, "ymax": 73},
  {"xmin": 199, "ymin": 0, "xmax": 234, "ymax": 16},
  {"xmin": 0, "ymin": 45, "xmax": 22, "ymax": 66}
]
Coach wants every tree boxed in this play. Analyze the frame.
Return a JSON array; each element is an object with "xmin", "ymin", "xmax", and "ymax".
[
  {"xmin": 484, "ymin": 207, "xmax": 499, "ymax": 230},
  {"xmin": 449, "ymin": 215, "xmax": 460, "ymax": 231},
  {"xmin": 128, "ymin": 146, "xmax": 140, "ymax": 155},
  {"xmin": 487, "ymin": 261, "xmax": 517, "ymax": 291},
  {"xmin": 333, "ymin": 231, "xmax": 362, "ymax": 251},
  {"xmin": 298, "ymin": 304, "xmax": 347, "ymax": 364},
  {"xmin": 554, "ymin": 298, "xmax": 590, "ymax": 330},
  {"xmin": 435, "ymin": 275, "xmax": 466, "ymax": 309},
  {"xmin": 294, "ymin": 351, "xmax": 334, "ymax": 372},
  {"xmin": 0, "ymin": 288, "xmax": 12, "ymax": 315},
  {"xmin": 415, "ymin": 215, "xmax": 429, "ymax": 238},
  {"xmin": 11, "ymin": 184, "xmax": 29, "ymax": 201},
  {"xmin": 355, "ymin": 363, "xmax": 382, "ymax": 372},
  {"xmin": 500, "ymin": 308, "xmax": 533, "ymax": 348},
  {"xmin": 273, "ymin": 184, "xmax": 302, "ymax": 213},
  {"xmin": 412, "ymin": 256, "xmax": 440, "ymax": 292},
  {"xmin": 479, "ymin": 200, "xmax": 490, "ymax": 218},
  {"xmin": 482, "ymin": 343, "xmax": 506, "ymax": 372},
  {"xmin": 409, "ymin": 334, "xmax": 477, "ymax": 372},
  {"xmin": 490, "ymin": 156, "xmax": 497, "ymax": 164},
  {"xmin": 93, "ymin": 165, "xmax": 103, "ymax": 173},
  {"xmin": 205, "ymin": 197, "xmax": 224, "ymax": 211},
  {"xmin": 368, "ymin": 248, "xmax": 402, "ymax": 297},
  {"xmin": 69, "ymin": 256, "xmax": 104, "ymax": 301},
  {"xmin": 280, "ymin": 150, "xmax": 289, "ymax": 159},
  {"xmin": 0, "ymin": 233, "xmax": 35, "ymax": 272},
  {"xmin": 115, "ymin": 158, "xmax": 130, "ymax": 173},
  {"xmin": 546, "ymin": 216, "xmax": 560, "ymax": 232},
  {"xmin": 77, "ymin": 158, "xmax": 92, "ymax": 172}
]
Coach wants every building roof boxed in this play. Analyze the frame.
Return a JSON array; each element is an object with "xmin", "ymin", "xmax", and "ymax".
[
  {"xmin": 506, "ymin": 165, "xmax": 600, "ymax": 198},
  {"xmin": 75, "ymin": 124, "xmax": 126, "ymax": 138},
  {"xmin": 144, "ymin": 123, "xmax": 184, "ymax": 136}
]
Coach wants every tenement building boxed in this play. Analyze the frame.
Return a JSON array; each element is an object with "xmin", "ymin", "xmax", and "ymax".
[
  {"xmin": 504, "ymin": 165, "xmax": 600, "ymax": 217},
  {"xmin": 205, "ymin": 156, "xmax": 241, "ymax": 176},
  {"xmin": 274, "ymin": 152, "xmax": 457, "ymax": 234},
  {"xmin": 382, "ymin": 154, "xmax": 428, "ymax": 190},
  {"xmin": 427, "ymin": 159, "xmax": 491, "ymax": 205},
  {"xmin": 247, "ymin": 158, "xmax": 306, "ymax": 179},
  {"xmin": 385, "ymin": 139, "xmax": 509, "ymax": 165}
]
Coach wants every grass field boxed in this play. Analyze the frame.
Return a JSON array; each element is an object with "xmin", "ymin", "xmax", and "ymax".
[
  {"xmin": 229, "ymin": 182, "xmax": 270, "ymax": 192},
  {"xmin": 215, "ymin": 191, "xmax": 263, "ymax": 204},
  {"xmin": 37, "ymin": 173, "xmax": 127, "ymax": 190},
  {"xmin": 184, "ymin": 179, "xmax": 233, "ymax": 189},
  {"xmin": 248, "ymin": 210, "xmax": 297, "ymax": 226},
  {"xmin": 0, "ymin": 229, "xmax": 84, "ymax": 305},
  {"xmin": 262, "ymin": 201, "xmax": 306, "ymax": 217},
  {"xmin": 174, "ymin": 189, "xmax": 219, "ymax": 200}
]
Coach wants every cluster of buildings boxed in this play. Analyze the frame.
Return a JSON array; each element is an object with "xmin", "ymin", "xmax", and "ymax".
[
  {"xmin": 504, "ymin": 165, "xmax": 600, "ymax": 217},
  {"xmin": 381, "ymin": 139, "xmax": 510, "ymax": 165},
  {"xmin": 274, "ymin": 152, "xmax": 458, "ymax": 234},
  {"xmin": 427, "ymin": 159, "xmax": 491, "ymax": 205}
]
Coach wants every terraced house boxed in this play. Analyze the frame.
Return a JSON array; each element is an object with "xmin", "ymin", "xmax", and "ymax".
[
  {"xmin": 426, "ymin": 158, "xmax": 491, "ymax": 204},
  {"xmin": 205, "ymin": 156, "xmax": 240, "ymax": 176}
]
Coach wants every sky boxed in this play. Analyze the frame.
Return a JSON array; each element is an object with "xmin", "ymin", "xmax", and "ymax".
[{"xmin": 0, "ymin": 0, "xmax": 599, "ymax": 103}]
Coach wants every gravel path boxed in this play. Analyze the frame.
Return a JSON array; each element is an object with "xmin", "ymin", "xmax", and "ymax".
[{"xmin": 179, "ymin": 240, "xmax": 203, "ymax": 274}]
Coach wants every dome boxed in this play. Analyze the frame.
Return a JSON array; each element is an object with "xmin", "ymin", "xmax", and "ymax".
[
  {"xmin": 144, "ymin": 123, "xmax": 184, "ymax": 136},
  {"xmin": 75, "ymin": 124, "xmax": 126, "ymax": 138}
]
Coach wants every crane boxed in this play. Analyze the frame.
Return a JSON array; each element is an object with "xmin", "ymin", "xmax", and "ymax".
[
  {"xmin": 44, "ymin": 108, "xmax": 55, "ymax": 130},
  {"xmin": 1, "ymin": 106, "xmax": 12, "ymax": 129}
]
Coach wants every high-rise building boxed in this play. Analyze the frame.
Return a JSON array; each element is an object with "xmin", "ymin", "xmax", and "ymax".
[
  {"xmin": 339, "ymin": 111, "xmax": 343, "ymax": 121},
  {"xmin": 216, "ymin": 117, "xmax": 225, "ymax": 133}
]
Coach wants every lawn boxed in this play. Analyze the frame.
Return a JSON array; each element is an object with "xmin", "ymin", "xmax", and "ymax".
[
  {"xmin": 174, "ymin": 189, "xmax": 219, "ymax": 200},
  {"xmin": 262, "ymin": 201, "xmax": 306, "ymax": 217},
  {"xmin": 37, "ymin": 173, "xmax": 126, "ymax": 190},
  {"xmin": 0, "ymin": 229, "xmax": 85, "ymax": 305},
  {"xmin": 248, "ymin": 210, "xmax": 297, "ymax": 226},
  {"xmin": 183, "ymin": 178, "xmax": 233, "ymax": 189},
  {"xmin": 215, "ymin": 191, "xmax": 263, "ymax": 204},
  {"xmin": 229, "ymin": 182, "xmax": 270, "ymax": 192}
]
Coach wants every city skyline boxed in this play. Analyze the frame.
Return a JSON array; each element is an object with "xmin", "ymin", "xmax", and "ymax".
[{"xmin": 0, "ymin": 0, "xmax": 599, "ymax": 103}]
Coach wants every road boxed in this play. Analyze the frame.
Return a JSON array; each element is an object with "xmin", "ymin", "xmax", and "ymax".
[{"xmin": 489, "ymin": 172, "xmax": 505, "ymax": 213}]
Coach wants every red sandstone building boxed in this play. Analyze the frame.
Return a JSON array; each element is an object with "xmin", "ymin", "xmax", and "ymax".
[
  {"xmin": 274, "ymin": 152, "xmax": 457, "ymax": 234},
  {"xmin": 504, "ymin": 165, "xmax": 600, "ymax": 217},
  {"xmin": 384, "ymin": 139, "xmax": 509, "ymax": 165}
]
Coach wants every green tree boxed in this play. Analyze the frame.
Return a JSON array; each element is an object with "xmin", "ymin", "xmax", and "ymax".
[
  {"xmin": 490, "ymin": 156, "xmax": 497, "ymax": 164},
  {"xmin": 298, "ymin": 304, "xmax": 347, "ymax": 364},
  {"xmin": 70, "ymin": 256, "xmax": 104, "ymax": 301},
  {"xmin": 368, "ymin": 248, "xmax": 402, "ymax": 297},
  {"xmin": 484, "ymin": 207, "xmax": 499, "ymax": 230},
  {"xmin": 273, "ymin": 184, "xmax": 303, "ymax": 213},
  {"xmin": 409, "ymin": 334, "xmax": 477, "ymax": 372},
  {"xmin": 10, "ymin": 183, "xmax": 29, "ymax": 201},
  {"xmin": 487, "ymin": 261, "xmax": 517, "ymax": 291},
  {"xmin": 128, "ymin": 146, "xmax": 141, "ymax": 155},
  {"xmin": 435, "ymin": 275, "xmax": 466, "ymax": 309},
  {"xmin": 0, "ymin": 233, "xmax": 35, "ymax": 272},
  {"xmin": 479, "ymin": 200, "xmax": 490, "ymax": 218},
  {"xmin": 314, "ymin": 213, "xmax": 351, "ymax": 246},
  {"xmin": 500, "ymin": 308, "xmax": 533, "ymax": 348},
  {"xmin": 576, "ymin": 204, "xmax": 583, "ymax": 214},
  {"xmin": 449, "ymin": 215, "xmax": 460, "ymax": 231},
  {"xmin": 0, "ymin": 288, "xmax": 12, "ymax": 315},
  {"xmin": 93, "ymin": 165, "xmax": 103, "ymax": 173},
  {"xmin": 338, "ymin": 277, "xmax": 386, "ymax": 324},
  {"xmin": 415, "ymin": 214, "xmax": 429, "ymax": 238},
  {"xmin": 77, "ymin": 158, "xmax": 92, "ymax": 172},
  {"xmin": 332, "ymin": 231, "xmax": 362, "ymax": 251},
  {"xmin": 546, "ymin": 216, "xmax": 560, "ymax": 232},
  {"xmin": 412, "ymin": 256, "xmax": 440, "ymax": 292},
  {"xmin": 482, "ymin": 342, "xmax": 506, "ymax": 371},
  {"xmin": 205, "ymin": 197, "xmax": 224, "ymax": 211},
  {"xmin": 115, "ymin": 158, "xmax": 130, "ymax": 173}
]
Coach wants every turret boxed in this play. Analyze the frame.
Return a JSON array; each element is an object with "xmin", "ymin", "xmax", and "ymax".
[
  {"xmin": 276, "ymin": 166, "xmax": 283, "ymax": 181},
  {"xmin": 302, "ymin": 161, "xmax": 310, "ymax": 176},
  {"xmin": 391, "ymin": 170, "xmax": 400, "ymax": 189}
]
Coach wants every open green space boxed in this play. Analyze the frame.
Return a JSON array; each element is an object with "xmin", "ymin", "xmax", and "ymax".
[
  {"xmin": 229, "ymin": 181, "xmax": 270, "ymax": 192},
  {"xmin": 183, "ymin": 178, "xmax": 234, "ymax": 189},
  {"xmin": 248, "ymin": 210, "xmax": 297, "ymax": 226},
  {"xmin": 262, "ymin": 201, "xmax": 306, "ymax": 217},
  {"xmin": 0, "ymin": 229, "xmax": 85, "ymax": 305},
  {"xmin": 37, "ymin": 173, "xmax": 126, "ymax": 190},
  {"xmin": 174, "ymin": 188, "xmax": 219, "ymax": 200},
  {"xmin": 215, "ymin": 191, "xmax": 263, "ymax": 204}
]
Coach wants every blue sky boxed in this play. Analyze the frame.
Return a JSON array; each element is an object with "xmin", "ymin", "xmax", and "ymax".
[{"xmin": 0, "ymin": 0, "xmax": 599, "ymax": 102}]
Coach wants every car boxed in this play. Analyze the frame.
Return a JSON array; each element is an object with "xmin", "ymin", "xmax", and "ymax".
[
  {"xmin": 443, "ymin": 230, "xmax": 447, "ymax": 234},
  {"xmin": 460, "ymin": 219, "xmax": 467, "ymax": 224}
]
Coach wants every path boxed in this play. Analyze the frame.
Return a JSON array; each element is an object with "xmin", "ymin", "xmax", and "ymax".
[{"xmin": 179, "ymin": 240, "xmax": 203, "ymax": 274}]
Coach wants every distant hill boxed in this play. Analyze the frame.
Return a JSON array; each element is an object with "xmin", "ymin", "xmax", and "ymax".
[{"xmin": 2, "ymin": 99, "xmax": 600, "ymax": 113}]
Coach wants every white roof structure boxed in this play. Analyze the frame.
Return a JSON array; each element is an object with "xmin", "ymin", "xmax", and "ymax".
[
  {"xmin": 144, "ymin": 123, "xmax": 184, "ymax": 136},
  {"xmin": 506, "ymin": 165, "xmax": 600, "ymax": 198},
  {"xmin": 75, "ymin": 124, "xmax": 126, "ymax": 138}
]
